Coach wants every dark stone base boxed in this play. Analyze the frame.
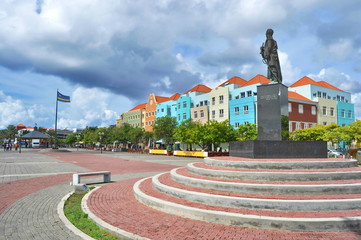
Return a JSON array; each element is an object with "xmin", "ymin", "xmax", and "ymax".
[{"xmin": 229, "ymin": 140, "xmax": 327, "ymax": 159}]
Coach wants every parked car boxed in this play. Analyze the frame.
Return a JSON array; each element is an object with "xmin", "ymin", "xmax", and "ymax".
[{"xmin": 328, "ymin": 149, "xmax": 343, "ymax": 157}]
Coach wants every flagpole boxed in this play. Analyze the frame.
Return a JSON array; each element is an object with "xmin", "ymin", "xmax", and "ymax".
[{"xmin": 54, "ymin": 89, "xmax": 59, "ymax": 149}]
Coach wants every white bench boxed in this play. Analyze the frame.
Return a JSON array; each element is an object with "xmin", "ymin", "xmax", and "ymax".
[{"xmin": 72, "ymin": 171, "xmax": 111, "ymax": 185}]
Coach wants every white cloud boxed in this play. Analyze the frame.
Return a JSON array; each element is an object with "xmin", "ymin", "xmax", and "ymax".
[
  {"xmin": 324, "ymin": 38, "xmax": 353, "ymax": 61},
  {"xmin": 56, "ymin": 87, "xmax": 129, "ymax": 129},
  {"xmin": 0, "ymin": 91, "xmax": 49, "ymax": 129},
  {"xmin": 351, "ymin": 93, "xmax": 361, "ymax": 120},
  {"xmin": 278, "ymin": 51, "xmax": 301, "ymax": 86}
]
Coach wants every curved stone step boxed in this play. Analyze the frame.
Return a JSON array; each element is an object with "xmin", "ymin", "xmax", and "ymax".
[
  {"xmin": 134, "ymin": 177, "xmax": 361, "ymax": 232},
  {"xmin": 204, "ymin": 157, "xmax": 358, "ymax": 169},
  {"xmin": 187, "ymin": 163, "xmax": 361, "ymax": 181},
  {"xmin": 171, "ymin": 168, "xmax": 361, "ymax": 195}
]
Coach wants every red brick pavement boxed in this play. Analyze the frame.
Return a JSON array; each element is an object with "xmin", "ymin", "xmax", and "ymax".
[
  {"xmin": 88, "ymin": 178, "xmax": 361, "ymax": 240},
  {"xmin": 43, "ymin": 152, "xmax": 176, "ymax": 174},
  {"xmin": 0, "ymin": 173, "xmax": 71, "ymax": 214},
  {"xmin": 1, "ymin": 151, "xmax": 176, "ymax": 215}
]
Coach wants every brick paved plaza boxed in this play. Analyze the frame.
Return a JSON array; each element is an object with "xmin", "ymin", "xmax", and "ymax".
[{"xmin": 1, "ymin": 149, "xmax": 361, "ymax": 240}]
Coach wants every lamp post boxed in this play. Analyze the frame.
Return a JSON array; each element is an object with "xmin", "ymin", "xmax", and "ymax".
[
  {"xmin": 76, "ymin": 134, "xmax": 80, "ymax": 151},
  {"xmin": 18, "ymin": 132, "xmax": 22, "ymax": 153},
  {"xmin": 98, "ymin": 132, "xmax": 104, "ymax": 154}
]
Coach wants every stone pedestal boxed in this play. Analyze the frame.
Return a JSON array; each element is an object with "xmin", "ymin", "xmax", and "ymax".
[
  {"xmin": 229, "ymin": 140, "xmax": 327, "ymax": 159},
  {"xmin": 257, "ymin": 83, "xmax": 289, "ymax": 140}
]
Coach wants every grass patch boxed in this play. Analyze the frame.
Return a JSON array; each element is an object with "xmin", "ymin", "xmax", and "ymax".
[{"xmin": 64, "ymin": 189, "xmax": 123, "ymax": 240}]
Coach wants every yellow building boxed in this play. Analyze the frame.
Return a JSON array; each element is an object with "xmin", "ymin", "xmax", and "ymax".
[{"xmin": 209, "ymin": 86, "xmax": 230, "ymax": 122}]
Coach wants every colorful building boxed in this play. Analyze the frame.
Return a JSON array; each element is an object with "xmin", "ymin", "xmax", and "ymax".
[
  {"xmin": 186, "ymin": 84, "xmax": 212, "ymax": 124},
  {"xmin": 229, "ymin": 75, "xmax": 269, "ymax": 128},
  {"xmin": 144, "ymin": 94, "xmax": 170, "ymax": 132},
  {"xmin": 117, "ymin": 75, "xmax": 356, "ymax": 133},
  {"xmin": 288, "ymin": 91, "xmax": 317, "ymax": 131},
  {"xmin": 119, "ymin": 103, "xmax": 146, "ymax": 128},
  {"xmin": 289, "ymin": 76, "xmax": 355, "ymax": 126}
]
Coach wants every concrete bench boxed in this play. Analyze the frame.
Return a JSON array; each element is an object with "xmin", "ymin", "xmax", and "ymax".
[{"xmin": 72, "ymin": 171, "xmax": 111, "ymax": 185}]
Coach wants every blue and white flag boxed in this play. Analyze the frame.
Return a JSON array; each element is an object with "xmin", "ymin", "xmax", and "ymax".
[{"xmin": 57, "ymin": 91, "xmax": 70, "ymax": 102}]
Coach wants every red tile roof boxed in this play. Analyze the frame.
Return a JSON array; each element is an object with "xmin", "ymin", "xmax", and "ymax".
[
  {"xmin": 169, "ymin": 93, "xmax": 181, "ymax": 101},
  {"xmin": 288, "ymin": 91, "xmax": 312, "ymax": 102},
  {"xmin": 290, "ymin": 76, "xmax": 343, "ymax": 91},
  {"xmin": 129, "ymin": 103, "xmax": 147, "ymax": 112},
  {"xmin": 219, "ymin": 76, "xmax": 247, "ymax": 87},
  {"xmin": 242, "ymin": 75, "xmax": 270, "ymax": 87},
  {"xmin": 155, "ymin": 96, "xmax": 170, "ymax": 103},
  {"xmin": 317, "ymin": 81, "xmax": 343, "ymax": 91},
  {"xmin": 184, "ymin": 84, "xmax": 212, "ymax": 94}
]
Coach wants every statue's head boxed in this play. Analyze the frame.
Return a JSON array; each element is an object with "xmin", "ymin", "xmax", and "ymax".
[{"xmin": 266, "ymin": 29, "xmax": 273, "ymax": 37}]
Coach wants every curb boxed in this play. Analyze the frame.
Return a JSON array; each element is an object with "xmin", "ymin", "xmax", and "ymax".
[
  {"xmin": 57, "ymin": 191, "xmax": 96, "ymax": 240},
  {"xmin": 82, "ymin": 186, "xmax": 150, "ymax": 240}
]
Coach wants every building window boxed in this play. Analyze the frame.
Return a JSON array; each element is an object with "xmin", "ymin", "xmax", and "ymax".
[
  {"xmin": 212, "ymin": 110, "xmax": 215, "ymax": 119},
  {"xmin": 244, "ymin": 105, "xmax": 249, "ymax": 114},
  {"xmin": 194, "ymin": 111, "xmax": 198, "ymax": 119},
  {"xmin": 318, "ymin": 91, "xmax": 322, "ymax": 97},
  {"xmin": 219, "ymin": 109, "xmax": 224, "ymax": 118},
  {"xmin": 323, "ymin": 122, "xmax": 327, "ymax": 125},
  {"xmin": 298, "ymin": 104, "xmax": 303, "ymax": 114},
  {"xmin": 200, "ymin": 110, "xmax": 204, "ymax": 118},
  {"xmin": 330, "ymin": 107, "xmax": 334, "ymax": 116},
  {"xmin": 337, "ymin": 95, "xmax": 340, "ymax": 101},
  {"xmin": 200, "ymin": 101, "xmax": 203, "ymax": 106},
  {"xmin": 348, "ymin": 110, "xmax": 352, "ymax": 118},
  {"xmin": 212, "ymin": 97, "xmax": 215, "ymax": 105},
  {"xmin": 241, "ymin": 92, "xmax": 245, "ymax": 98},
  {"xmin": 183, "ymin": 101, "xmax": 187, "ymax": 108},
  {"xmin": 235, "ymin": 122, "xmax": 240, "ymax": 128},
  {"xmin": 219, "ymin": 95, "xmax": 224, "ymax": 104},
  {"xmin": 235, "ymin": 107, "xmax": 240, "ymax": 115},
  {"xmin": 288, "ymin": 103, "xmax": 292, "ymax": 112},
  {"xmin": 341, "ymin": 109, "xmax": 345, "ymax": 118},
  {"xmin": 296, "ymin": 122, "xmax": 300, "ymax": 130},
  {"xmin": 341, "ymin": 96, "xmax": 345, "ymax": 102},
  {"xmin": 247, "ymin": 91, "xmax": 252, "ymax": 97},
  {"xmin": 178, "ymin": 114, "xmax": 180, "ymax": 121},
  {"xmin": 161, "ymin": 108, "xmax": 164, "ymax": 112},
  {"xmin": 235, "ymin": 96, "xmax": 239, "ymax": 99},
  {"xmin": 178, "ymin": 103, "xmax": 180, "ymax": 108},
  {"xmin": 183, "ymin": 113, "xmax": 187, "ymax": 120},
  {"xmin": 204, "ymin": 100, "xmax": 208, "ymax": 105},
  {"xmin": 322, "ymin": 92, "xmax": 327, "ymax": 98},
  {"xmin": 311, "ymin": 106, "xmax": 316, "ymax": 115},
  {"xmin": 289, "ymin": 122, "xmax": 293, "ymax": 131},
  {"xmin": 322, "ymin": 106, "xmax": 327, "ymax": 116}
]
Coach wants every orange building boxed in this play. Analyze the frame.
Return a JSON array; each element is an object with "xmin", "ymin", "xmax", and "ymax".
[{"xmin": 144, "ymin": 93, "xmax": 170, "ymax": 132}]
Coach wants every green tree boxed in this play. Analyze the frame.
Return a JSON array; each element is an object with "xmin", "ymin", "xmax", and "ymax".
[
  {"xmin": 128, "ymin": 127, "xmax": 144, "ymax": 147},
  {"xmin": 82, "ymin": 127, "xmax": 98, "ymax": 145},
  {"xmin": 236, "ymin": 123, "xmax": 258, "ymax": 141},
  {"xmin": 174, "ymin": 119, "xmax": 199, "ymax": 150},
  {"xmin": 153, "ymin": 116, "xmax": 178, "ymax": 146},
  {"xmin": 193, "ymin": 120, "xmax": 237, "ymax": 151},
  {"xmin": 65, "ymin": 133, "xmax": 78, "ymax": 144},
  {"xmin": 6, "ymin": 125, "xmax": 17, "ymax": 139}
]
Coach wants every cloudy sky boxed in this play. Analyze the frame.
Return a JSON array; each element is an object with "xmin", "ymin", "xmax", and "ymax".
[{"xmin": 0, "ymin": 0, "xmax": 360, "ymax": 130}]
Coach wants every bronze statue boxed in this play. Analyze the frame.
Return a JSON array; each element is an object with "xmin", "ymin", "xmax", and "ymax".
[{"xmin": 260, "ymin": 29, "xmax": 282, "ymax": 83}]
